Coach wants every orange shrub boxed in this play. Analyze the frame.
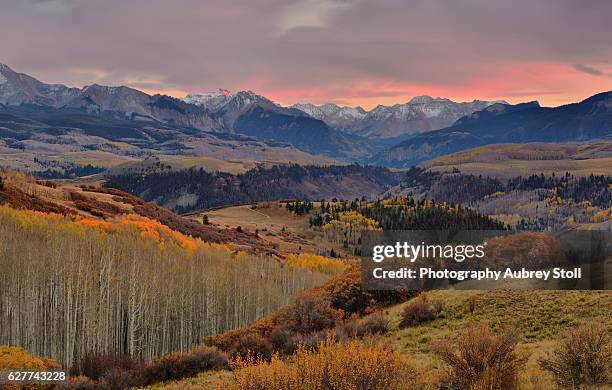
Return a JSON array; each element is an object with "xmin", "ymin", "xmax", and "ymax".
[
  {"xmin": 229, "ymin": 338, "xmax": 418, "ymax": 390},
  {"xmin": 230, "ymin": 334, "xmax": 273, "ymax": 361},
  {"xmin": 286, "ymin": 294, "xmax": 343, "ymax": 334},
  {"xmin": 0, "ymin": 346, "xmax": 59, "ymax": 369}
]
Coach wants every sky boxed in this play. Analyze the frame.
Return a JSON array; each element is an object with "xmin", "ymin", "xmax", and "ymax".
[{"xmin": 1, "ymin": 0, "xmax": 611, "ymax": 109}]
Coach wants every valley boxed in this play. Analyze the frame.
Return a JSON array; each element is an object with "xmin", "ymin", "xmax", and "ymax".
[{"xmin": 0, "ymin": 64, "xmax": 611, "ymax": 390}]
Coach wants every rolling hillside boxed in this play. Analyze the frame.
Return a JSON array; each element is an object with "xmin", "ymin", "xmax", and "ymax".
[{"xmin": 423, "ymin": 141, "xmax": 612, "ymax": 178}]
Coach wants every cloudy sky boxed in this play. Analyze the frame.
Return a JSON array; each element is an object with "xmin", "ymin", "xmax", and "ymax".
[{"xmin": 1, "ymin": 0, "xmax": 611, "ymax": 108}]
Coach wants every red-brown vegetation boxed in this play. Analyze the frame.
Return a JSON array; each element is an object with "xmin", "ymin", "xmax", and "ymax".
[
  {"xmin": 69, "ymin": 191, "xmax": 127, "ymax": 219},
  {"xmin": 399, "ymin": 297, "xmax": 437, "ymax": 328},
  {"xmin": 0, "ymin": 181, "xmax": 72, "ymax": 215},
  {"xmin": 539, "ymin": 323, "xmax": 611, "ymax": 388},
  {"xmin": 431, "ymin": 323, "xmax": 528, "ymax": 390},
  {"xmin": 204, "ymin": 266, "xmax": 413, "ymax": 354}
]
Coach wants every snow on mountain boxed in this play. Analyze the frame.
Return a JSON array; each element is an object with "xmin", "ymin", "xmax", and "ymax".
[
  {"xmin": 183, "ymin": 89, "xmax": 233, "ymax": 111},
  {"xmin": 290, "ymin": 103, "xmax": 366, "ymax": 131},
  {"xmin": 354, "ymin": 96, "xmax": 507, "ymax": 138}
]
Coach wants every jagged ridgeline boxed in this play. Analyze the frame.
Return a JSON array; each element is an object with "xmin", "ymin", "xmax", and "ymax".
[{"xmin": 0, "ymin": 207, "xmax": 330, "ymax": 366}]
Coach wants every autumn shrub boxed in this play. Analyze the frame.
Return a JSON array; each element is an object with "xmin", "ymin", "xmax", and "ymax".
[
  {"xmin": 355, "ymin": 312, "xmax": 390, "ymax": 337},
  {"xmin": 69, "ymin": 191, "xmax": 125, "ymax": 219},
  {"xmin": 431, "ymin": 323, "xmax": 528, "ymax": 390},
  {"xmin": 141, "ymin": 345, "xmax": 228, "ymax": 385},
  {"xmin": 399, "ymin": 297, "xmax": 436, "ymax": 328},
  {"xmin": 468, "ymin": 295, "xmax": 477, "ymax": 314},
  {"xmin": 100, "ymin": 368, "xmax": 140, "ymax": 390},
  {"xmin": 0, "ymin": 346, "xmax": 59, "ymax": 369},
  {"xmin": 56, "ymin": 376, "xmax": 102, "ymax": 390},
  {"xmin": 229, "ymin": 338, "xmax": 418, "ymax": 390},
  {"xmin": 339, "ymin": 312, "xmax": 390, "ymax": 339},
  {"xmin": 538, "ymin": 323, "xmax": 611, "ymax": 388},
  {"xmin": 286, "ymin": 294, "xmax": 343, "ymax": 334},
  {"xmin": 230, "ymin": 334, "xmax": 274, "ymax": 361},
  {"xmin": 326, "ymin": 266, "xmax": 414, "ymax": 316},
  {"xmin": 269, "ymin": 326, "xmax": 293, "ymax": 352},
  {"xmin": 229, "ymin": 354, "xmax": 299, "ymax": 389},
  {"xmin": 70, "ymin": 353, "xmax": 140, "ymax": 381},
  {"xmin": 289, "ymin": 329, "xmax": 340, "ymax": 351},
  {"xmin": 0, "ymin": 346, "xmax": 61, "ymax": 390}
]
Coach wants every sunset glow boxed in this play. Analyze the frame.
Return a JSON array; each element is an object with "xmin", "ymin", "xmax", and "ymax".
[{"xmin": 1, "ymin": 0, "xmax": 610, "ymax": 108}]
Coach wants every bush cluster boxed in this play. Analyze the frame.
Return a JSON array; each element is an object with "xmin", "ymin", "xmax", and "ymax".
[
  {"xmin": 57, "ymin": 346, "xmax": 227, "ymax": 389},
  {"xmin": 431, "ymin": 323, "xmax": 527, "ymax": 390},
  {"xmin": 539, "ymin": 323, "xmax": 611, "ymax": 388},
  {"xmin": 228, "ymin": 338, "xmax": 418, "ymax": 390},
  {"xmin": 204, "ymin": 266, "xmax": 413, "ymax": 353},
  {"xmin": 399, "ymin": 297, "xmax": 437, "ymax": 328}
]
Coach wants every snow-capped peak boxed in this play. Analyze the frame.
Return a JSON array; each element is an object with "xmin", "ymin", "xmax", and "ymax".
[
  {"xmin": 183, "ymin": 89, "xmax": 234, "ymax": 111},
  {"xmin": 291, "ymin": 103, "xmax": 366, "ymax": 120}
]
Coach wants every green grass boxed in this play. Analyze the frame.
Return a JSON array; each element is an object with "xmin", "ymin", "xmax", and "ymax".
[{"xmin": 380, "ymin": 290, "xmax": 611, "ymax": 388}]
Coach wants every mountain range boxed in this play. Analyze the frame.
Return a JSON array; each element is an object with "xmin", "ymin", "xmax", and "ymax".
[
  {"xmin": 1, "ymin": 63, "xmax": 611, "ymax": 170},
  {"xmin": 291, "ymin": 96, "xmax": 504, "ymax": 139},
  {"xmin": 372, "ymin": 93, "xmax": 612, "ymax": 167}
]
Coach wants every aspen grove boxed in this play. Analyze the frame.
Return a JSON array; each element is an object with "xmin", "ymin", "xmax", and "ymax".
[{"xmin": 0, "ymin": 206, "xmax": 329, "ymax": 365}]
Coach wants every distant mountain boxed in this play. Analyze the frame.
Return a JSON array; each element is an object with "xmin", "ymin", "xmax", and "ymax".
[
  {"xmin": 291, "ymin": 103, "xmax": 367, "ymax": 132},
  {"xmin": 185, "ymin": 90, "xmax": 376, "ymax": 159},
  {"xmin": 291, "ymin": 96, "xmax": 504, "ymax": 138},
  {"xmin": 0, "ymin": 63, "xmax": 80, "ymax": 107},
  {"xmin": 0, "ymin": 64, "xmax": 223, "ymax": 131},
  {"xmin": 0, "ymin": 64, "xmax": 370, "ymax": 159},
  {"xmin": 372, "ymin": 92, "xmax": 612, "ymax": 167},
  {"xmin": 183, "ymin": 89, "xmax": 233, "ymax": 111}
]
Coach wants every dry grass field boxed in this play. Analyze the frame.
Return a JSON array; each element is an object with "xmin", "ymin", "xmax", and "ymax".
[
  {"xmin": 423, "ymin": 141, "xmax": 612, "ymax": 179},
  {"xmin": 190, "ymin": 202, "xmax": 344, "ymax": 256}
]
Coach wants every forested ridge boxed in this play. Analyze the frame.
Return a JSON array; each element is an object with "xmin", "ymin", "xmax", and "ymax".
[
  {"xmin": 104, "ymin": 164, "xmax": 401, "ymax": 213},
  {"xmin": 406, "ymin": 167, "xmax": 612, "ymax": 208}
]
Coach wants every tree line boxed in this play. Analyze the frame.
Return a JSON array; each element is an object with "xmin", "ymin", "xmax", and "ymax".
[
  {"xmin": 104, "ymin": 164, "xmax": 401, "ymax": 213},
  {"xmin": 405, "ymin": 167, "xmax": 611, "ymax": 208}
]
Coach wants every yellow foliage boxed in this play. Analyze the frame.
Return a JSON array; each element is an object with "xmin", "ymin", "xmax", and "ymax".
[
  {"xmin": 591, "ymin": 209, "xmax": 611, "ymax": 223},
  {"xmin": 286, "ymin": 253, "xmax": 347, "ymax": 274},
  {"xmin": 322, "ymin": 211, "xmax": 380, "ymax": 246},
  {"xmin": 0, "ymin": 205, "xmax": 230, "ymax": 256},
  {"xmin": 0, "ymin": 346, "xmax": 58, "ymax": 369},
  {"xmin": 229, "ymin": 338, "xmax": 418, "ymax": 390}
]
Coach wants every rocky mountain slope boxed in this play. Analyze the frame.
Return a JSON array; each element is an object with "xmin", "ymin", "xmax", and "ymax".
[
  {"xmin": 0, "ymin": 64, "xmax": 374, "ymax": 160},
  {"xmin": 291, "ymin": 96, "xmax": 503, "ymax": 138},
  {"xmin": 372, "ymin": 93, "xmax": 612, "ymax": 167}
]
